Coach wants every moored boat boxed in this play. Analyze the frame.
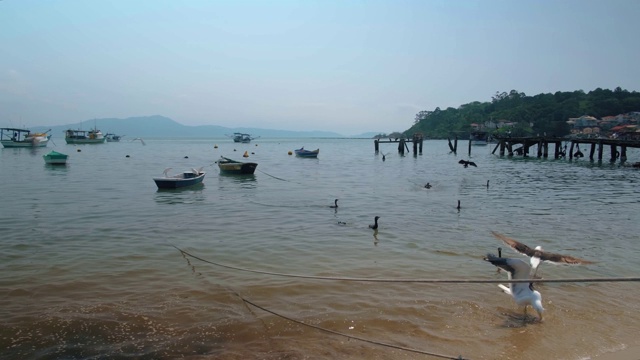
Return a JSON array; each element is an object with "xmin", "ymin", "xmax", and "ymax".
[
  {"xmin": 1, "ymin": 128, "xmax": 51, "ymax": 148},
  {"xmin": 470, "ymin": 131, "xmax": 489, "ymax": 146},
  {"xmin": 294, "ymin": 147, "xmax": 319, "ymax": 158},
  {"xmin": 43, "ymin": 150, "xmax": 68, "ymax": 165},
  {"xmin": 217, "ymin": 156, "xmax": 258, "ymax": 174},
  {"xmin": 153, "ymin": 168, "xmax": 206, "ymax": 189},
  {"xmin": 229, "ymin": 133, "xmax": 257, "ymax": 143},
  {"xmin": 105, "ymin": 133, "xmax": 123, "ymax": 142},
  {"xmin": 65, "ymin": 128, "xmax": 107, "ymax": 144}
]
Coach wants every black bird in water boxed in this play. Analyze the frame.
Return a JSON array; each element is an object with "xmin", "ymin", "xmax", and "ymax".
[
  {"xmin": 424, "ymin": 183, "xmax": 432, "ymax": 189},
  {"xmin": 330, "ymin": 199, "xmax": 339, "ymax": 208},
  {"xmin": 369, "ymin": 216, "xmax": 380, "ymax": 230},
  {"xmin": 456, "ymin": 200, "xmax": 461, "ymax": 211},
  {"xmin": 486, "ymin": 180, "xmax": 490, "ymax": 189},
  {"xmin": 458, "ymin": 160, "xmax": 477, "ymax": 168}
]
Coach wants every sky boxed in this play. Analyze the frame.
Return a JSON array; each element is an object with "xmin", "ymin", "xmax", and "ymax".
[{"xmin": 1, "ymin": 0, "xmax": 639, "ymax": 136}]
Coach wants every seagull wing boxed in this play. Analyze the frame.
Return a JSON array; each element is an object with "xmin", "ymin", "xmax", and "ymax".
[
  {"xmin": 491, "ymin": 231, "xmax": 536, "ymax": 257},
  {"xmin": 538, "ymin": 250, "xmax": 595, "ymax": 265}
]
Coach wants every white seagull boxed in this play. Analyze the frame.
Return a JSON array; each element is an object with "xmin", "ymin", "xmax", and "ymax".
[
  {"xmin": 484, "ymin": 253, "xmax": 544, "ymax": 321},
  {"xmin": 491, "ymin": 231, "xmax": 594, "ymax": 278}
]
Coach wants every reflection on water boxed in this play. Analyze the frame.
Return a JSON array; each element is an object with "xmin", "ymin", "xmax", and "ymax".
[{"xmin": 154, "ymin": 184, "xmax": 206, "ymax": 204}]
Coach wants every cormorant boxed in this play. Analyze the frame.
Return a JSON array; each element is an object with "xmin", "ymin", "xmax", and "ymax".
[{"xmin": 368, "ymin": 216, "xmax": 380, "ymax": 230}]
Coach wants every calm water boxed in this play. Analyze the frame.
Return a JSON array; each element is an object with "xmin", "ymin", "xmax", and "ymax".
[{"xmin": 1, "ymin": 138, "xmax": 639, "ymax": 360}]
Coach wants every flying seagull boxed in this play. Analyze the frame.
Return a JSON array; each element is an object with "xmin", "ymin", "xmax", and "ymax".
[
  {"xmin": 484, "ymin": 253, "xmax": 544, "ymax": 321},
  {"xmin": 458, "ymin": 159, "xmax": 477, "ymax": 168},
  {"xmin": 491, "ymin": 231, "xmax": 594, "ymax": 277}
]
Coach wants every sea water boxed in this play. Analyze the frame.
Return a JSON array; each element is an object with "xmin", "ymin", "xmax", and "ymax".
[{"xmin": 1, "ymin": 138, "xmax": 639, "ymax": 360}]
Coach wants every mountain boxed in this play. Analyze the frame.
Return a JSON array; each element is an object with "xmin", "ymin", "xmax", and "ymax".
[{"xmin": 30, "ymin": 115, "xmax": 353, "ymax": 139}]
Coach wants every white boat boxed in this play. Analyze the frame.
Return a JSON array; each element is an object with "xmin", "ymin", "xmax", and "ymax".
[
  {"xmin": 1, "ymin": 128, "xmax": 51, "ymax": 148},
  {"xmin": 65, "ymin": 128, "xmax": 106, "ymax": 144},
  {"xmin": 43, "ymin": 150, "xmax": 68, "ymax": 165},
  {"xmin": 105, "ymin": 133, "xmax": 123, "ymax": 142}
]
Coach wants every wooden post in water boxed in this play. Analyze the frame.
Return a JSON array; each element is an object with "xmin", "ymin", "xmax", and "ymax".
[
  {"xmin": 569, "ymin": 141, "xmax": 575, "ymax": 160},
  {"xmin": 447, "ymin": 138, "xmax": 455, "ymax": 153},
  {"xmin": 620, "ymin": 146, "xmax": 627, "ymax": 162},
  {"xmin": 374, "ymin": 139, "xmax": 379, "ymax": 153},
  {"xmin": 543, "ymin": 141, "xmax": 549, "ymax": 158},
  {"xmin": 507, "ymin": 142, "xmax": 513, "ymax": 157},
  {"xmin": 468, "ymin": 138, "xmax": 472, "ymax": 156},
  {"xmin": 398, "ymin": 138, "xmax": 405, "ymax": 155},
  {"xmin": 610, "ymin": 144, "xmax": 617, "ymax": 162},
  {"xmin": 492, "ymin": 142, "xmax": 500, "ymax": 155},
  {"xmin": 537, "ymin": 140, "xmax": 543, "ymax": 158},
  {"xmin": 454, "ymin": 136, "xmax": 458, "ymax": 154},
  {"xmin": 500, "ymin": 140, "xmax": 506, "ymax": 156},
  {"xmin": 598, "ymin": 141, "xmax": 604, "ymax": 162},
  {"xmin": 554, "ymin": 142, "xmax": 560, "ymax": 159}
]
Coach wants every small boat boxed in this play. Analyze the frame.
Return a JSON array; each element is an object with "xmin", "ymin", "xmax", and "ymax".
[
  {"xmin": 1, "ymin": 128, "xmax": 51, "ymax": 148},
  {"xmin": 43, "ymin": 150, "xmax": 68, "ymax": 165},
  {"xmin": 65, "ymin": 128, "xmax": 107, "ymax": 144},
  {"xmin": 217, "ymin": 156, "xmax": 258, "ymax": 174},
  {"xmin": 153, "ymin": 168, "xmax": 206, "ymax": 189},
  {"xmin": 105, "ymin": 133, "xmax": 123, "ymax": 142},
  {"xmin": 294, "ymin": 147, "xmax": 319, "ymax": 158},
  {"xmin": 470, "ymin": 130, "xmax": 489, "ymax": 146},
  {"xmin": 229, "ymin": 132, "xmax": 258, "ymax": 143}
]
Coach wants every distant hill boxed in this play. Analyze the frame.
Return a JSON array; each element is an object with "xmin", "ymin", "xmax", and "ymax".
[{"xmin": 29, "ymin": 115, "xmax": 367, "ymax": 139}]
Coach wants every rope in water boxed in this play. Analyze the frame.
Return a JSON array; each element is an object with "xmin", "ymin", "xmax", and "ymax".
[
  {"xmin": 173, "ymin": 246, "xmax": 640, "ymax": 284},
  {"xmin": 241, "ymin": 296, "xmax": 467, "ymax": 360}
]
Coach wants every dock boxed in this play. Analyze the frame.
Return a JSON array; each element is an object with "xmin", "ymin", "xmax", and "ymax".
[
  {"xmin": 491, "ymin": 136, "xmax": 640, "ymax": 163},
  {"xmin": 374, "ymin": 133, "xmax": 424, "ymax": 156}
]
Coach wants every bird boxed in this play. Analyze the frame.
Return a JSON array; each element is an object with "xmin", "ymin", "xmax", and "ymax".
[
  {"xmin": 162, "ymin": 168, "xmax": 172, "ymax": 177},
  {"xmin": 368, "ymin": 216, "xmax": 380, "ymax": 230},
  {"xmin": 484, "ymin": 253, "xmax": 544, "ymax": 321},
  {"xmin": 132, "ymin": 137, "xmax": 146, "ymax": 145},
  {"xmin": 330, "ymin": 199, "xmax": 339, "ymax": 208},
  {"xmin": 458, "ymin": 159, "xmax": 477, "ymax": 168},
  {"xmin": 456, "ymin": 200, "xmax": 461, "ymax": 210},
  {"xmin": 486, "ymin": 180, "xmax": 490, "ymax": 189},
  {"xmin": 491, "ymin": 231, "xmax": 594, "ymax": 278},
  {"xmin": 424, "ymin": 183, "xmax": 432, "ymax": 189}
]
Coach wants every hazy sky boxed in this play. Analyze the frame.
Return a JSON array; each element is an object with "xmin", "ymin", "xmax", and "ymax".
[{"xmin": 2, "ymin": 0, "xmax": 639, "ymax": 135}]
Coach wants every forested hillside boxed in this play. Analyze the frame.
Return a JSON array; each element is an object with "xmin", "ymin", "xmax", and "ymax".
[{"xmin": 405, "ymin": 87, "xmax": 640, "ymax": 139}]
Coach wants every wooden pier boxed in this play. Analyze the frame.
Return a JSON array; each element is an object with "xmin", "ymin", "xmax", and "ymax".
[
  {"xmin": 491, "ymin": 136, "xmax": 640, "ymax": 163},
  {"xmin": 374, "ymin": 133, "xmax": 424, "ymax": 156}
]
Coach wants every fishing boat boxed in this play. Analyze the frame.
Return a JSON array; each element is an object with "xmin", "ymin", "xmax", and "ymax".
[
  {"xmin": 43, "ymin": 150, "xmax": 68, "ymax": 165},
  {"xmin": 1, "ymin": 128, "xmax": 51, "ymax": 148},
  {"xmin": 229, "ymin": 133, "xmax": 258, "ymax": 143},
  {"xmin": 294, "ymin": 147, "xmax": 320, "ymax": 158},
  {"xmin": 105, "ymin": 133, "xmax": 123, "ymax": 142},
  {"xmin": 470, "ymin": 130, "xmax": 489, "ymax": 146},
  {"xmin": 64, "ymin": 128, "xmax": 107, "ymax": 144},
  {"xmin": 217, "ymin": 156, "xmax": 258, "ymax": 174},
  {"xmin": 153, "ymin": 168, "xmax": 206, "ymax": 189}
]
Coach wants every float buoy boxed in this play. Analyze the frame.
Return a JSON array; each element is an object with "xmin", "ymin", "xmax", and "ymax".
[{"xmin": 243, "ymin": 151, "xmax": 249, "ymax": 158}]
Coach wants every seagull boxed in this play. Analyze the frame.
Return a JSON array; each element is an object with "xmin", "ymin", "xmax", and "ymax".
[
  {"xmin": 491, "ymin": 231, "xmax": 594, "ymax": 277},
  {"xmin": 132, "ymin": 137, "xmax": 146, "ymax": 145},
  {"xmin": 330, "ymin": 199, "xmax": 339, "ymax": 208},
  {"xmin": 369, "ymin": 216, "xmax": 380, "ymax": 230},
  {"xmin": 458, "ymin": 159, "xmax": 477, "ymax": 168},
  {"xmin": 484, "ymin": 253, "xmax": 544, "ymax": 321},
  {"xmin": 163, "ymin": 168, "xmax": 172, "ymax": 177}
]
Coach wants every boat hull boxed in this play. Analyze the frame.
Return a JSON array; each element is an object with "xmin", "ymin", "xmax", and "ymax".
[
  {"xmin": 153, "ymin": 172, "xmax": 205, "ymax": 189},
  {"xmin": 217, "ymin": 157, "xmax": 258, "ymax": 174},
  {"xmin": 43, "ymin": 151, "xmax": 68, "ymax": 165},
  {"xmin": 294, "ymin": 148, "xmax": 319, "ymax": 158},
  {"xmin": 1, "ymin": 138, "xmax": 50, "ymax": 148},
  {"xmin": 65, "ymin": 138, "xmax": 107, "ymax": 144}
]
